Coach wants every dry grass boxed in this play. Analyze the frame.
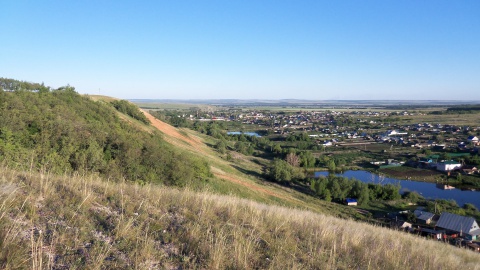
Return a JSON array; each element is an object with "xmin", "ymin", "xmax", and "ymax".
[{"xmin": 0, "ymin": 166, "xmax": 479, "ymax": 269}]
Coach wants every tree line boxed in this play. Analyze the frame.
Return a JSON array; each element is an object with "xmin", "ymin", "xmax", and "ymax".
[{"xmin": 310, "ymin": 175, "xmax": 401, "ymax": 205}]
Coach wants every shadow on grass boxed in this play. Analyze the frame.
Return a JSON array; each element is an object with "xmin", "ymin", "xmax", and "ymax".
[{"xmin": 232, "ymin": 165, "xmax": 264, "ymax": 180}]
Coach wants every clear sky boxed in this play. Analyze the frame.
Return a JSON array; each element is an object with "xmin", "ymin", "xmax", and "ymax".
[{"xmin": 1, "ymin": 1, "xmax": 479, "ymax": 100}]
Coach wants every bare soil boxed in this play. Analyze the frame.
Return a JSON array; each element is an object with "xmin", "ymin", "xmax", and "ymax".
[
  {"xmin": 142, "ymin": 110, "xmax": 296, "ymax": 202},
  {"xmin": 142, "ymin": 110, "xmax": 205, "ymax": 153}
]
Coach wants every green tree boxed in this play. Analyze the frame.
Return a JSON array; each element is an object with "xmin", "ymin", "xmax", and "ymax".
[
  {"xmin": 215, "ymin": 140, "xmax": 227, "ymax": 154},
  {"xmin": 358, "ymin": 184, "xmax": 370, "ymax": 205},
  {"xmin": 300, "ymin": 151, "xmax": 316, "ymax": 168},
  {"xmin": 327, "ymin": 160, "xmax": 336, "ymax": 172},
  {"xmin": 324, "ymin": 189, "xmax": 332, "ymax": 202},
  {"xmin": 273, "ymin": 144, "xmax": 282, "ymax": 154},
  {"xmin": 269, "ymin": 159, "xmax": 292, "ymax": 183}
]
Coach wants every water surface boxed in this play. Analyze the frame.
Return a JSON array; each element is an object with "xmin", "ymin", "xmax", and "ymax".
[
  {"xmin": 314, "ymin": 170, "xmax": 480, "ymax": 209},
  {"xmin": 227, "ymin": 131, "xmax": 261, "ymax": 137}
]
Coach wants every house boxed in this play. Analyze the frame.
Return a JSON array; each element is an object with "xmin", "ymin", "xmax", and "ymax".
[
  {"xmin": 467, "ymin": 136, "xmax": 479, "ymax": 144},
  {"xmin": 322, "ymin": 141, "xmax": 333, "ymax": 147},
  {"xmin": 393, "ymin": 220, "xmax": 412, "ymax": 231},
  {"xmin": 466, "ymin": 243, "xmax": 480, "ymax": 252},
  {"xmin": 436, "ymin": 161, "xmax": 462, "ymax": 172},
  {"xmin": 436, "ymin": 212, "xmax": 480, "ymax": 240},
  {"xmin": 419, "ymin": 228, "xmax": 444, "ymax": 240},
  {"xmin": 462, "ymin": 165, "xmax": 478, "ymax": 175},
  {"xmin": 385, "ymin": 130, "xmax": 408, "ymax": 136},
  {"xmin": 414, "ymin": 210, "xmax": 436, "ymax": 224},
  {"xmin": 345, "ymin": 198, "xmax": 358, "ymax": 206}
]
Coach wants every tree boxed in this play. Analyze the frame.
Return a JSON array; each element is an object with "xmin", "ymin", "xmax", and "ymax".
[
  {"xmin": 456, "ymin": 173, "xmax": 462, "ymax": 183},
  {"xmin": 324, "ymin": 189, "xmax": 332, "ymax": 202},
  {"xmin": 215, "ymin": 140, "xmax": 227, "ymax": 154},
  {"xmin": 269, "ymin": 159, "xmax": 292, "ymax": 183},
  {"xmin": 463, "ymin": 203, "xmax": 478, "ymax": 212},
  {"xmin": 234, "ymin": 141, "xmax": 247, "ymax": 154},
  {"xmin": 286, "ymin": 152, "xmax": 300, "ymax": 167},
  {"xmin": 358, "ymin": 184, "xmax": 370, "ymax": 205},
  {"xmin": 422, "ymin": 149, "xmax": 432, "ymax": 156},
  {"xmin": 273, "ymin": 144, "xmax": 282, "ymax": 154},
  {"xmin": 330, "ymin": 181, "xmax": 342, "ymax": 201},
  {"xmin": 299, "ymin": 151, "xmax": 316, "ymax": 168},
  {"xmin": 327, "ymin": 160, "xmax": 336, "ymax": 172},
  {"xmin": 404, "ymin": 191, "xmax": 422, "ymax": 203}
]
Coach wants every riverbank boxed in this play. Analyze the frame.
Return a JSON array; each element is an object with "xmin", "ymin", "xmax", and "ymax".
[
  {"xmin": 378, "ymin": 166, "xmax": 480, "ymax": 190},
  {"xmin": 314, "ymin": 170, "xmax": 480, "ymax": 210},
  {"xmin": 379, "ymin": 166, "xmax": 443, "ymax": 182}
]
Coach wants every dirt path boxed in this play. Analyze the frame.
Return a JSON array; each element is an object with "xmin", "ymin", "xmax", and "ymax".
[
  {"xmin": 141, "ymin": 110, "xmax": 206, "ymax": 154},
  {"xmin": 142, "ymin": 109, "xmax": 298, "ymax": 204}
]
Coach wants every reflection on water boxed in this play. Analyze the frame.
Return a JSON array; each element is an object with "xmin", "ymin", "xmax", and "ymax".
[
  {"xmin": 314, "ymin": 170, "xmax": 480, "ymax": 209},
  {"xmin": 227, "ymin": 131, "xmax": 261, "ymax": 137}
]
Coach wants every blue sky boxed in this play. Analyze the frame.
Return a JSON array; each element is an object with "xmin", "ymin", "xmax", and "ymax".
[{"xmin": 1, "ymin": 1, "xmax": 479, "ymax": 100}]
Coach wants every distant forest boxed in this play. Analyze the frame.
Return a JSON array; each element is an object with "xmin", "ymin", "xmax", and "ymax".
[
  {"xmin": 429, "ymin": 105, "xmax": 480, "ymax": 115},
  {"xmin": 0, "ymin": 78, "xmax": 210, "ymax": 186}
]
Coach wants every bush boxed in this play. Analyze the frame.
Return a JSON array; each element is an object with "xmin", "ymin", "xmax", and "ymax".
[{"xmin": 111, "ymin": 99, "xmax": 149, "ymax": 124}]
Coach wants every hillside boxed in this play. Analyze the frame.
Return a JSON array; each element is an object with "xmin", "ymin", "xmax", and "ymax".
[
  {"xmin": 0, "ymin": 83, "xmax": 210, "ymax": 186},
  {"xmin": 1, "ymin": 167, "xmax": 479, "ymax": 269},
  {"xmin": 138, "ymin": 108, "xmax": 366, "ymax": 218},
  {"xmin": 1, "ymin": 79, "xmax": 480, "ymax": 269}
]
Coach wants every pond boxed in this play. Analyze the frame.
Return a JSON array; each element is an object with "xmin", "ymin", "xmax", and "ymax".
[
  {"xmin": 314, "ymin": 170, "xmax": 480, "ymax": 209},
  {"xmin": 227, "ymin": 131, "xmax": 261, "ymax": 137}
]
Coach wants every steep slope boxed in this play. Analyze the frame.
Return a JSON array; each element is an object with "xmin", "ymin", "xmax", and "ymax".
[{"xmin": 140, "ymin": 109, "xmax": 340, "ymax": 211}]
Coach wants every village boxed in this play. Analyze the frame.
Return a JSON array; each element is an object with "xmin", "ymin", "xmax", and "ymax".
[
  {"xmin": 388, "ymin": 207, "xmax": 480, "ymax": 252},
  {"xmin": 342, "ymin": 195, "xmax": 480, "ymax": 252},
  {"xmin": 190, "ymin": 107, "xmax": 480, "ymax": 156},
  {"xmin": 148, "ymin": 105, "xmax": 480, "ymax": 252}
]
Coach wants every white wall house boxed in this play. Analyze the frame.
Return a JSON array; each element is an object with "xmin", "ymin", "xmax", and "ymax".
[
  {"xmin": 437, "ymin": 161, "xmax": 462, "ymax": 172},
  {"xmin": 385, "ymin": 130, "xmax": 408, "ymax": 136},
  {"xmin": 467, "ymin": 136, "xmax": 479, "ymax": 144}
]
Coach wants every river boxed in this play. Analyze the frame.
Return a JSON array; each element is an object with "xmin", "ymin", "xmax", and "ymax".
[
  {"xmin": 314, "ymin": 170, "xmax": 480, "ymax": 209},
  {"xmin": 227, "ymin": 131, "xmax": 261, "ymax": 137}
]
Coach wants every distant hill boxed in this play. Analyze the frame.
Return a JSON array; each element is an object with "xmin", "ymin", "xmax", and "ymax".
[{"xmin": 130, "ymin": 98, "xmax": 480, "ymax": 107}]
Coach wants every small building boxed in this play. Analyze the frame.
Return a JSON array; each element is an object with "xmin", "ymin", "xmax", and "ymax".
[
  {"xmin": 436, "ymin": 161, "xmax": 462, "ymax": 172},
  {"xmin": 345, "ymin": 198, "xmax": 358, "ymax": 206},
  {"xmin": 385, "ymin": 130, "xmax": 408, "ymax": 136},
  {"xmin": 466, "ymin": 242, "xmax": 480, "ymax": 252},
  {"xmin": 322, "ymin": 141, "xmax": 333, "ymax": 147},
  {"xmin": 419, "ymin": 228, "xmax": 444, "ymax": 240},
  {"xmin": 467, "ymin": 136, "xmax": 479, "ymax": 144},
  {"xmin": 436, "ymin": 212, "xmax": 480, "ymax": 240},
  {"xmin": 414, "ymin": 210, "xmax": 436, "ymax": 225},
  {"xmin": 462, "ymin": 165, "xmax": 478, "ymax": 175},
  {"xmin": 393, "ymin": 220, "xmax": 412, "ymax": 231}
]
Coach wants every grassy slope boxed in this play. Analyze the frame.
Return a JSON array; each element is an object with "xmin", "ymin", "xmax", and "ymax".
[
  {"xmin": 1, "ymin": 167, "xmax": 479, "ymax": 269},
  {"xmin": 139, "ymin": 108, "xmax": 364, "ymax": 219},
  {"xmin": 1, "ymin": 95, "xmax": 478, "ymax": 269}
]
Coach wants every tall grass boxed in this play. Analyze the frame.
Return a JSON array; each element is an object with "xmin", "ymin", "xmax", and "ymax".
[{"xmin": 0, "ymin": 166, "xmax": 478, "ymax": 269}]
